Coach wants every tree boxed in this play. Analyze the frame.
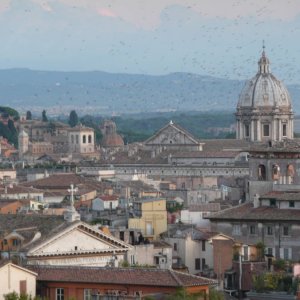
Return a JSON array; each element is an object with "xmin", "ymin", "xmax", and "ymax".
[
  {"xmin": 42, "ymin": 110, "xmax": 48, "ymax": 122},
  {"xmin": 68, "ymin": 110, "xmax": 79, "ymax": 127},
  {"xmin": 26, "ymin": 111, "xmax": 32, "ymax": 120}
]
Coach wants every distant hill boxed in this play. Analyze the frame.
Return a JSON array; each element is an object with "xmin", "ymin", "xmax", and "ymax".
[{"xmin": 0, "ymin": 69, "xmax": 299, "ymax": 115}]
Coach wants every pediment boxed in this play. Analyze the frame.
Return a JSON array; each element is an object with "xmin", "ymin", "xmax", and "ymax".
[
  {"xmin": 27, "ymin": 222, "xmax": 130, "ymax": 257},
  {"xmin": 145, "ymin": 122, "xmax": 199, "ymax": 145}
]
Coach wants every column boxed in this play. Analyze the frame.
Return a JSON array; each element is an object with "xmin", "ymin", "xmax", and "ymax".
[
  {"xmin": 251, "ymin": 120, "xmax": 254, "ymax": 141},
  {"xmin": 272, "ymin": 119, "xmax": 276, "ymax": 140},
  {"xmin": 278, "ymin": 119, "xmax": 282, "ymax": 141},
  {"xmin": 257, "ymin": 119, "xmax": 261, "ymax": 141},
  {"xmin": 291, "ymin": 119, "xmax": 294, "ymax": 138},
  {"xmin": 236, "ymin": 120, "xmax": 240, "ymax": 139},
  {"xmin": 239, "ymin": 121, "xmax": 243, "ymax": 139}
]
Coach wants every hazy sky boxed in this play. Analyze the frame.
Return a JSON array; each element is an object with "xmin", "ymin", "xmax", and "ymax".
[{"xmin": 0, "ymin": 0, "xmax": 300, "ymax": 82}]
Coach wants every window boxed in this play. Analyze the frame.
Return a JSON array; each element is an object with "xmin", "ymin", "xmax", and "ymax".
[
  {"xmin": 233, "ymin": 224, "xmax": 241, "ymax": 235},
  {"xmin": 20, "ymin": 280, "xmax": 27, "ymax": 294},
  {"xmin": 202, "ymin": 258, "xmax": 206, "ymax": 270},
  {"xmin": 56, "ymin": 288, "xmax": 64, "ymax": 300},
  {"xmin": 263, "ymin": 124, "xmax": 270, "ymax": 137},
  {"xmin": 243, "ymin": 246, "xmax": 249, "ymax": 261},
  {"xmin": 174, "ymin": 243, "xmax": 177, "ymax": 251},
  {"xmin": 84, "ymin": 289, "xmax": 92, "ymax": 300},
  {"xmin": 249, "ymin": 225, "xmax": 256, "ymax": 235},
  {"xmin": 267, "ymin": 248, "xmax": 273, "ymax": 255},
  {"xmin": 245, "ymin": 124, "xmax": 250, "ymax": 137},
  {"xmin": 195, "ymin": 258, "xmax": 201, "ymax": 270},
  {"xmin": 284, "ymin": 248, "xmax": 289, "ymax": 260},
  {"xmin": 75, "ymin": 135, "xmax": 79, "ymax": 144},
  {"xmin": 83, "ymin": 135, "xmax": 86, "ymax": 144},
  {"xmin": 266, "ymin": 226, "xmax": 273, "ymax": 235},
  {"xmin": 202, "ymin": 240, "xmax": 206, "ymax": 251},
  {"xmin": 282, "ymin": 124, "xmax": 287, "ymax": 137},
  {"xmin": 283, "ymin": 226, "xmax": 290, "ymax": 236},
  {"xmin": 289, "ymin": 201, "xmax": 295, "ymax": 208},
  {"xmin": 258, "ymin": 164, "xmax": 266, "ymax": 181},
  {"xmin": 270, "ymin": 199, "xmax": 276, "ymax": 207},
  {"xmin": 12, "ymin": 239, "xmax": 19, "ymax": 246},
  {"xmin": 130, "ymin": 255, "xmax": 135, "ymax": 265}
]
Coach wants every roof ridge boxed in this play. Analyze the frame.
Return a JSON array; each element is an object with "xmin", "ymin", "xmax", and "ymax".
[
  {"xmin": 168, "ymin": 269, "xmax": 183, "ymax": 286},
  {"xmin": 209, "ymin": 202, "xmax": 250, "ymax": 218}
]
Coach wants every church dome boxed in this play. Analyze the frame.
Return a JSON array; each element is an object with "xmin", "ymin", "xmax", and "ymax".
[
  {"xmin": 102, "ymin": 133, "xmax": 124, "ymax": 147},
  {"xmin": 237, "ymin": 50, "xmax": 292, "ymax": 110}
]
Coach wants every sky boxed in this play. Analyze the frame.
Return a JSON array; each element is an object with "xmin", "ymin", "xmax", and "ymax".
[{"xmin": 0, "ymin": 0, "xmax": 300, "ymax": 83}]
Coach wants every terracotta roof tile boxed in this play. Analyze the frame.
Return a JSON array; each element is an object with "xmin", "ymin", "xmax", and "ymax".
[
  {"xmin": 208, "ymin": 202, "xmax": 300, "ymax": 221},
  {"xmin": 28, "ymin": 265, "xmax": 216, "ymax": 287}
]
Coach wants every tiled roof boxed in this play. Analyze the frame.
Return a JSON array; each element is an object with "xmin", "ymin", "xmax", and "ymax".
[
  {"xmin": 0, "ymin": 200, "xmax": 22, "ymax": 208},
  {"xmin": 29, "ymin": 265, "xmax": 216, "ymax": 287},
  {"xmin": 172, "ymin": 151, "xmax": 239, "ymax": 158},
  {"xmin": 0, "ymin": 214, "xmax": 66, "ymax": 242},
  {"xmin": 200, "ymin": 139, "xmax": 250, "ymax": 152},
  {"xmin": 208, "ymin": 202, "xmax": 300, "ymax": 221},
  {"xmin": 22, "ymin": 173, "xmax": 86, "ymax": 189},
  {"xmin": 0, "ymin": 185, "xmax": 43, "ymax": 194},
  {"xmin": 260, "ymin": 191, "xmax": 300, "ymax": 201},
  {"xmin": 250, "ymin": 139, "xmax": 300, "ymax": 153},
  {"xmin": 161, "ymin": 224, "xmax": 219, "ymax": 240},
  {"xmin": 97, "ymin": 195, "xmax": 119, "ymax": 201}
]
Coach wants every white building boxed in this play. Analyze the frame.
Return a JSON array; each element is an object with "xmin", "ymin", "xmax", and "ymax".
[
  {"xmin": 0, "ymin": 261, "xmax": 37, "ymax": 300},
  {"xmin": 162, "ymin": 226, "xmax": 214, "ymax": 275},
  {"xmin": 68, "ymin": 125, "xmax": 95, "ymax": 154},
  {"xmin": 92, "ymin": 195, "xmax": 119, "ymax": 211},
  {"xmin": 236, "ymin": 48, "xmax": 294, "ymax": 141}
]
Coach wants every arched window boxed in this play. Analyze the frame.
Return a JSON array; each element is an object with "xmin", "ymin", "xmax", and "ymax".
[
  {"xmin": 287, "ymin": 164, "xmax": 295, "ymax": 177},
  {"xmin": 258, "ymin": 164, "xmax": 266, "ymax": 181},
  {"xmin": 71, "ymin": 135, "xmax": 74, "ymax": 144},
  {"xmin": 272, "ymin": 164, "xmax": 280, "ymax": 180},
  {"xmin": 88, "ymin": 135, "xmax": 92, "ymax": 143},
  {"xmin": 83, "ymin": 135, "xmax": 86, "ymax": 144},
  {"xmin": 287, "ymin": 164, "xmax": 295, "ymax": 184}
]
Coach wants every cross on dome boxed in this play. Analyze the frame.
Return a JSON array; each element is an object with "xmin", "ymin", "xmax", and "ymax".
[{"xmin": 258, "ymin": 42, "xmax": 270, "ymax": 74}]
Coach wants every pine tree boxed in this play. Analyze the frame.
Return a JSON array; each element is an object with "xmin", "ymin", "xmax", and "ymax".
[
  {"xmin": 26, "ymin": 111, "xmax": 32, "ymax": 120},
  {"xmin": 68, "ymin": 110, "xmax": 79, "ymax": 127},
  {"xmin": 42, "ymin": 110, "xmax": 48, "ymax": 122}
]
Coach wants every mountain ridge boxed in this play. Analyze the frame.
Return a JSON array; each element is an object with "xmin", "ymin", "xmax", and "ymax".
[{"xmin": 0, "ymin": 69, "xmax": 298, "ymax": 115}]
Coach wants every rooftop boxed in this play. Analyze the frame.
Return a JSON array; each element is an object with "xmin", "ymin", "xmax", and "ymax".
[
  {"xmin": 208, "ymin": 202, "xmax": 300, "ymax": 222},
  {"xmin": 28, "ymin": 265, "xmax": 216, "ymax": 287}
]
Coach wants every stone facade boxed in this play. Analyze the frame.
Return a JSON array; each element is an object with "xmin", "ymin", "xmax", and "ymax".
[{"xmin": 68, "ymin": 125, "xmax": 95, "ymax": 154}]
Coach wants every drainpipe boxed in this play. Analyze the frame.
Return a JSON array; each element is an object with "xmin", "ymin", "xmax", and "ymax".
[{"xmin": 239, "ymin": 254, "xmax": 243, "ymax": 299}]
